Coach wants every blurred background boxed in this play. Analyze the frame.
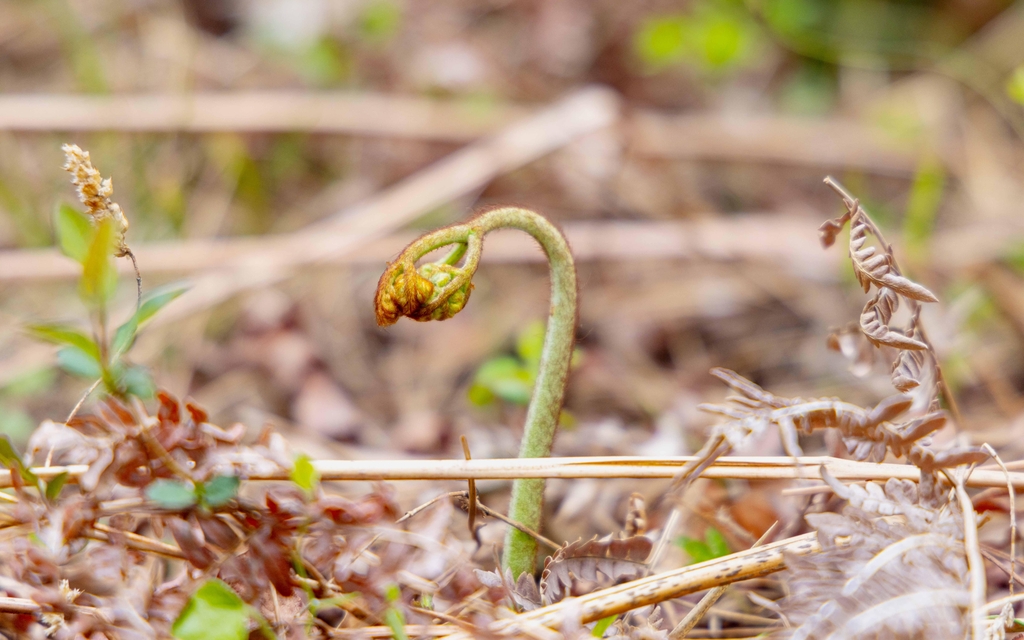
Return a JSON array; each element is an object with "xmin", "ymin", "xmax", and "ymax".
[{"xmin": 1, "ymin": 0, "xmax": 1024, "ymax": 544}]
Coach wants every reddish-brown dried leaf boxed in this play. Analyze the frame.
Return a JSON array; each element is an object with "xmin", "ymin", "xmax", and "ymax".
[{"xmin": 167, "ymin": 517, "xmax": 216, "ymax": 570}]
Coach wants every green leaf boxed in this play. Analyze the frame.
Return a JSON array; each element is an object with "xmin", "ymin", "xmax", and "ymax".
[
  {"xmin": 172, "ymin": 579, "xmax": 249, "ymax": 640},
  {"xmin": 3, "ymin": 367, "xmax": 56, "ymax": 398},
  {"xmin": 45, "ymin": 472, "xmax": 69, "ymax": 502},
  {"xmin": 634, "ymin": 15, "xmax": 688, "ymax": 70},
  {"xmin": 383, "ymin": 583, "xmax": 408, "ymax": 640},
  {"xmin": 467, "ymin": 382, "xmax": 496, "ymax": 407},
  {"xmin": 704, "ymin": 527, "xmax": 730, "ymax": 558},
  {"xmin": 694, "ymin": 9, "xmax": 747, "ymax": 69},
  {"xmin": 138, "ymin": 282, "xmax": 190, "ymax": 324},
  {"xmin": 200, "ymin": 475, "xmax": 240, "ymax": 508},
  {"xmin": 146, "ymin": 479, "xmax": 197, "ymax": 510},
  {"xmin": 472, "ymin": 356, "xmax": 533, "ymax": 405},
  {"xmin": 56, "ymin": 346, "xmax": 103, "ymax": 379},
  {"xmin": 677, "ymin": 536, "xmax": 714, "ymax": 564},
  {"xmin": 118, "ymin": 364, "xmax": 156, "ymax": 399},
  {"xmin": 515, "ymin": 321, "xmax": 546, "ymax": 368},
  {"xmin": 55, "ymin": 203, "xmax": 95, "ymax": 263},
  {"xmin": 79, "ymin": 218, "xmax": 118, "ymax": 308},
  {"xmin": 0, "ymin": 435, "xmax": 39, "ymax": 488},
  {"xmin": 27, "ymin": 324, "xmax": 100, "ymax": 361},
  {"xmin": 358, "ymin": 1, "xmax": 402, "ymax": 42},
  {"xmin": 592, "ymin": 615, "xmax": 616, "ymax": 636},
  {"xmin": 112, "ymin": 283, "xmax": 189, "ymax": 357},
  {"xmin": 290, "ymin": 454, "xmax": 319, "ymax": 496},
  {"xmin": 1008, "ymin": 65, "xmax": 1024, "ymax": 105},
  {"xmin": 0, "ymin": 406, "xmax": 35, "ymax": 442}
]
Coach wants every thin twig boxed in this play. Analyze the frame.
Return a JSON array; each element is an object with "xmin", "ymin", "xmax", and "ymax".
[
  {"xmin": 396, "ymin": 491, "xmax": 465, "ymax": 525},
  {"xmin": 950, "ymin": 471, "xmax": 987, "ymax": 639},
  {"xmin": 469, "ymin": 498, "xmax": 560, "ymax": 551},
  {"xmin": 408, "ymin": 605, "xmax": 480, "ymax": 633},
  {"xmin": 87, "ymin": 523, "xmax": 185, "ymax": 560},
  {"xmin": 122, "ymin": 248, "xmax": 142, "ymax": 312},
  {"xmin": 0, "ymin": 596, "xmax": 39, "ymax": 614},
  {"xmin": 984, "ymin": 443, "xmax": 1016, "ymax": 597},
  {"xmin": 394, "ymin": 487, "xmax": 559, "ymax": 550},
  {"xmin": 66, "ymin": 378, "xmax": 101, "ymax": 423},
  {"xmin": 460, "ymin": 436, "xmax": 479, "ymax": 544}
]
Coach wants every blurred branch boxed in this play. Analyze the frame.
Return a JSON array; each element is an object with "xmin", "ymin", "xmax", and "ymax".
[
  {"xmin": 0, "ymin": 216, "xmax": 831, "ymax": 282},
  {"xmin": 629, "ymin": 111, "xmax": 917, "ymax": 174},
  {"xmin": 0, "ymin": 92, "xmax": 917, "ymax": 172},
  {"xmin": 0, "ymin": 92, "xmax": 528, "ymax": 140}
]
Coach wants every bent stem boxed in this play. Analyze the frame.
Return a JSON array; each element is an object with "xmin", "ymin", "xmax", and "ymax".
[{"xmin": 375, "ymin": 207, "xmax": 577, "ymax": 578}]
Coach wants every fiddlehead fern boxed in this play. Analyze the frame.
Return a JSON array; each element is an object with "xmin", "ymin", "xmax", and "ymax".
[{"xmin": 375, "ymin": 207, "xmax": 577, "ymax": 578}]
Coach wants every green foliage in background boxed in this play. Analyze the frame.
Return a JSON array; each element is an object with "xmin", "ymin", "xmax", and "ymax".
[
  {"xmin": 27, "ymin": 203, "xmax": 187, "ymax": 402},
  {"xmin": 902, "ymin": 155, "xmax": 945, "ymax": 261},
  {"xmin": 777, "ymin": 59, "xmax": 836, "ymax": 115},
  {"xmin": 634, "ymin": 0, "xmax": 763, "ymax": 74},
  {"xmin": 358, "ymin": 1, "xmax": 402, "ymax": 44},
  {"xmin": 468, "ymin": 320, "xmax": 580, "ymax": 424},
  {"xmin": 677, "ymin": 527, "xmax": 731, "ymax": 564},
  {"xmin": 0, "ymin": 368, "xmax": 55, "ymax": 440},
  {"xmin": 383, "ymin": 584, "xmax": 409, "ymax": 640},
  {"xmin": 1007, "ymin": 65, "xmax": 1024, "ymax": 105},
  {"xmin": 759, "ymin": 0, "xmax": 969, "ymax": 66}
]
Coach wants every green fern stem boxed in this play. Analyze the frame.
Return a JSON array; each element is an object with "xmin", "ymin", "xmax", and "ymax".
[{"xmin": 375, "ymin": 207, "xmax": 577, "ymax": 578}]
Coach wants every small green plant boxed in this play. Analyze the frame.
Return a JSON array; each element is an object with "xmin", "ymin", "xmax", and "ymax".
[
  {"xmin": 28, "ymin": 145, "xmax": 186, "ymax": 411},
  {"xmin": 375, "ymin": 206, "xmax": 577, "ymax": 578},
  {"xmin": 383, "ymin": 583, "xmax": 409, "ymax": 640},
  {"xmin": 468, "ymin": 320, "xmax": 580, "ymax": 425},
  {"xmin": 145, "ymin": 475, "xmax": 241, "ymax": 511},
  {"xmin": 172, "ymin": 579, "xmax": 275, "ymax": 640},
  {"xmin": 677, "ymin": 526, "xmax": 731, "ymax": 564},
  {"xmin": 290, "ymin": 452, "xmax": 321, "ymax": 497}
]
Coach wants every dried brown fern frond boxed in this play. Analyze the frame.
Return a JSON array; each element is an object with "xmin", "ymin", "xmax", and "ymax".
[
  {"xmin": 539, "ymin": 536, "xmax": 652, "ymax": 606},
  {"xmin": 820, "ymin": 176, "xmax": 955, "ymax": 420},
  {"xmin": 699, "ymin": 368, "xmax": 983, "ymax": 477},
  {"xmin": 477, "ymin": 535, "xmax": 653, "ymax": 611},
  {"xmin": 778, "ymin": 475, "xmax": 970, "ymax": 639}
]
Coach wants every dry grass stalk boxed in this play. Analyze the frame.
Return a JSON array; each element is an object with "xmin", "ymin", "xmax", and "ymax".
[
  {"xmin": 6, "ymin": 455, "xmax": 1023, "ymax": 489},
  {"xmin": 0, "ymin": 216, "xmax": 827, "ymax": 284},
  {"xmin": 443, "ymin": 532, "xmax": 821, "ymax": 638},
  {"xmin": 953, "ymin": 475, "xmax": 987, "ymax": 638}
]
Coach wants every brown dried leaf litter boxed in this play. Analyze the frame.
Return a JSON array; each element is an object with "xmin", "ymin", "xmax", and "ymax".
[{"xmin": 0, "ymin": 179, "xmax": 1018, "ymax": 639}]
